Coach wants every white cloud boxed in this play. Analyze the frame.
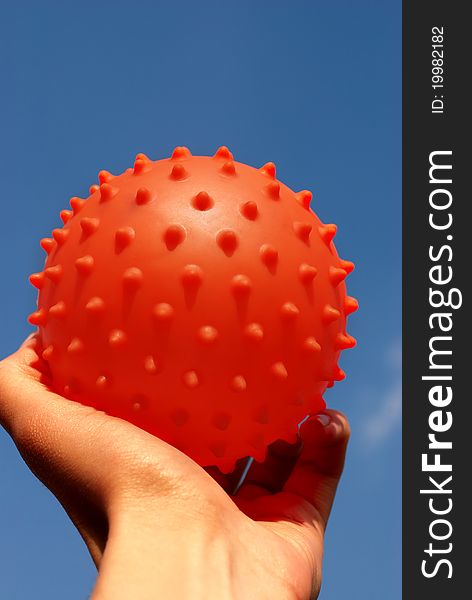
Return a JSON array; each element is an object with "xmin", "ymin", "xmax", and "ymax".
[
  {"xmin": 362, "ymin": 379, "xmax": 402, "ymax": 446},
  {"xmin": 360, "ymin": 339, "xmax": 402, "ymax": 447}
]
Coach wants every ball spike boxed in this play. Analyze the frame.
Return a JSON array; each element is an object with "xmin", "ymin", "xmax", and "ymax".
[
  {"xmin": 271, "ymin": 361, "xmax": 288, "ymax": 380},
  {"xmin": 144, "ymin": 355, "xmax": 159, "ymax": 374},
  {"xmin": 259, "ymin": 244, "xmax": 278, "ymax": 269},
  {"xmin": 220, "ymin": 161, "xmax": 236, "ymax": 176},
  {"xmin": 42, "ymin": 345, "xmax": 55, "ymax": 361},
  {"xmin": 135, "ymin": 187, "xmax": 153, "ymax": 205},
  {"xmin": 293, "ymin": 222, "xmax": 312, "ymax": 243},
  {"xmin": 49, "ymin": 301, "xmax": 67, "ymax": 318},
  {"xmin": 322, "ymin": 304, "xmax": 342, "ymax": 323},
  {"xmin": 259, "ymin": 162, "xmax": 276, "ymax": 178},
  {"xmin": 192, "ymin": 191, "xmax": 214, "ymax": 211},
  {"xmin": 213, "ymin": 146, "xmax": 233, "ymax": 160},
  {"xmin": 212, "ymin": 412, "xmax": 231, "ymax": 431},
  {"xmin": 319, "ymin": 224, "xmax": 337, "ymax": 246},
  {"xmin": 344, "ymin": 296, "xmax": 359, "ymax": 315},
  {"xmin": 115, "ymin": 227, "xmax": 135, "ymax": 252},
  {"xmin": 281, "ymin": 302, "xmax": 300, "ymax": 320},
  {"xmin": 28, "ymin": 308, "xmax": 47, "ymax": 326},
  {"xmin": 171, "ymin": 146, "xmax": 191, "ymax": 160},
  {"xmin": 98, "ymin": 170, "xmax": 113, "ymax": 184},
  {"xmin": 134, "ymin": 157, "xmax": 150, "ymax": 175},
  {"xmin": 60, "ymin": 209, "xmax": 73, "ymax": 224},
  {"xmin": 181, "ymin": 264, "xmax": 203, "ymax": 289},
  {"xmin": 216, "ymin": 229, "xmax": 238, "ymax": 257},
  {"xmin": 248, "ymin": 432, "xmax": 265, "ymax": 451},
  {"xmin": 75, "ymin": 255, "xmax": 94, "ymax": 275},
  {"xmin": 170, "ymin": 163, "xmax": 189, "ymax": 180},
  {"xmin": 85, "ymin": 296, "xmax": 105, "ymax": 315},
  {"xmin": 29, "ymin": 272, "xmax": 45, "ymax": 289},
  {"xmin": 108, "ymin": 329, "xmax": 127, "ymax": 347},
  {"xmin": 183, "ymin": 371, "xmax": 199, "ymax": 389},
  {"xmin": 303, "ymin": 337, "xmax": 321, "ymax": 353},
  {"xmin": 298, "ymin": 263, "xmax": 318, "ymax": 284},
  {"xmin": 40, "ymin": 238, "xmax": 55, "ymax": 254},
  {"xmin": 231, "ymin": 274, "xmax": 252, "ymax": 298},
  {"xmin": 67, "ymin": 337, "xmax": 84, "ymax": 354},
  {"xmin": 198, "ymin": 326, "xmax": 219, "ymax": 344},
  {"xmin": 171, "ymin": 408, "xmax": 190, "ymax": 426},
  {"xmin": 340, "ymin": 259, "xmax": 355, "ymax": 274},
  {"xmin": 70, "ymin": 197, "xmax": 86, "ymax": 215},
  {"xmin": 334, "ymin": 333, "xmax": 357, "ymax": 350},
  {"xmin": 253, "ymin": 406, "xmax": 270, "ymax": 425},
  {"xmin": 209, "ymin": 442, "xmax": 227, "ymax": 458},
  {"xmin": 95, "ymin": 375, "xmax": 109, "ymax": 389},
  {"xmin": 329, "ymin": 266, "xmax": 348, "ymax": 287},
  {"xmin": 52, "ymin": 228, "xmax": 69, "ymax": 245},
  {"xmin": 44, "ymin": 264, "xmax": 63, "ymax": 282},
  {"xmin": 230, "ymin": 375, "xmax": 247, "ymax": 392},
  {"xmin": 265, "ymin": 181, "xmax": 280, "ymax": 199},
  {"xmin": 296, "ymin": 190, "xmax": 312, "ymax": 210},
  {"xmin": 164, "ymin": 224, "xmax": 186, "ymax": 251},
  {"xmin": 122, "ymin": 267, "xmax": 143, "ymax": 291},
  {"xmin": 99, "ymin": 183, "xmax": 118, "ymax": 202},
  {"xmin": 80, "ymin": 217, "xmax": 100, "ymax": 237},
  {"xmin": 240, "ymin": 200, "xmax": 258, "ymax": 220},
  {"xmin": 153, "ymin": 303, "xmax": 174, "ymax": 322},
  {"xmin": 244, "ymin": 323, "xmax": 264, "ymax": 341}
]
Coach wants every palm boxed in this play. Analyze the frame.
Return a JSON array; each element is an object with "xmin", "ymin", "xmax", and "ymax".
[{"xmin": 234, "ymin": 491, "xmax": 324, "ymax": 599}]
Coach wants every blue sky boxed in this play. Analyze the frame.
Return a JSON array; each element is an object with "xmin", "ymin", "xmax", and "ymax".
[{"xmin": 0, "ymin": 2, "xmax": 401, "ymax": 598}]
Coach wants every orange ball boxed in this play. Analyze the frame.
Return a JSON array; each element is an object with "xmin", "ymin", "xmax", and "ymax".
[{"xmin": 28, "ymin": 146, "xmax": 358, "ymax": 473}]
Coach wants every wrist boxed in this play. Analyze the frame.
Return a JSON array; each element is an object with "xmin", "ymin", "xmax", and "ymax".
[{"xmin": 92, "ymin": 503, "xmax": 239, "ymax": 600}]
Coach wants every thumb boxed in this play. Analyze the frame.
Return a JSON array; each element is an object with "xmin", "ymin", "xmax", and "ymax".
[{"xmin": 283, "ymin": 409, "xmax": 350, "ymax": 528}]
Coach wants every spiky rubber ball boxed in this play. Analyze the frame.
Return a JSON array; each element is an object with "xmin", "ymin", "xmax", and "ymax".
[{"xmin": 28, "ymin": 146, "xmax": 358, "ymax": 473}]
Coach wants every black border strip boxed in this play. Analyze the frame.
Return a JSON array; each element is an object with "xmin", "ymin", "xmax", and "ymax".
[{"xmin": 403, "ymin": 2, "xmax": 468, "ymax": 597}]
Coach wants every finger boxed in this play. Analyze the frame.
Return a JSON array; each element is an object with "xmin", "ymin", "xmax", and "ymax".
[
  {"xmin": 238, "ymin": 435, "xmax": 303, "ymax": 495},
  {"xmin": 283, "ymin": 410, "xmax": 350, "ymax": 527}
]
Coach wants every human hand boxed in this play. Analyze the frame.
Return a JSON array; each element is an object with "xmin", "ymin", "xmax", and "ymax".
[{"xmin": 0, "ymin": 335, "xmax": 350, "ymax": 600}]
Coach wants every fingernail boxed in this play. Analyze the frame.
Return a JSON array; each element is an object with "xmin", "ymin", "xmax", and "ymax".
[{"xmin": 316, "ymin": 413, "xmax": 331, "ymax": 427}]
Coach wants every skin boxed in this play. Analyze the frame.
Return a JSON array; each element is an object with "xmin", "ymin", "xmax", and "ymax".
[{"xmin": 0, "ymin": 335, "xmax": 350, "ymax": 600}]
